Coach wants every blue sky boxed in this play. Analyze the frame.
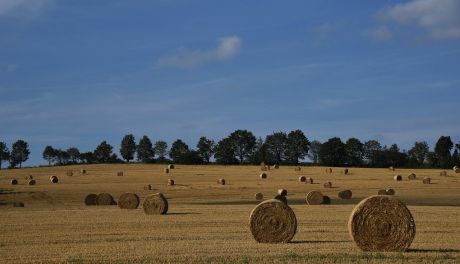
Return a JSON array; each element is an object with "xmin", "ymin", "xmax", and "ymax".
[{"xmin": 1, "ymin": 0, "xmax": 459, "ymax": 166}]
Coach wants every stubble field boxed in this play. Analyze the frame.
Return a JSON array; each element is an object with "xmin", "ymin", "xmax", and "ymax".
[{"xmin": 0, "ymin": 164, "xmax": 459, "ymax": 263}]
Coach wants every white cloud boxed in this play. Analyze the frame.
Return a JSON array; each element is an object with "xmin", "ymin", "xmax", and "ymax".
[
  {"xmin": 157, "ymin": 36, "xmax": 242, "ymax": 69},
  {"xmin": 6, "ymin": 64, "xmax": 17, "ymax": 72},
  {"xmin": 379, "ymin": 0, "xmax": 460, "ymax": 40},
  {"xmin": 364, "ymin": 25, "xmax": 393, "ymax": 41},
  {"xmin": 0, "ymin": 0, "xmax": 51, "ymax": 17}
]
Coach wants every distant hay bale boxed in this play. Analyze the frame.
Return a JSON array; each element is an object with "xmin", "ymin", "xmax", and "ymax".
[
  {"xmin": 274, "ymin": 164, "xmax": 279, "ymax": 169},
  {"xmin": 348, "ymin": 195, "xmax": 416, "ymax": 251},
  {"xmin": 338, "ymin": 190, "xmax": 352, "ymax": 199},
  {"xmin": 163, "ymin": 168, "xmax": 169, "ymax": 174},
  {"xmin": 80, "ymin": 169, "xmax": 86, "ymax": 174},
  {"xmin": 10, "ymin": 179, "xmax": 18, "ymax": 185},
  {"xmin": 274, "ymin": 195, "xmax": 288, "ymax": 205},
  {"xmin": 13, "ymin": 202, "xmax": 25, "ymax": 207},
  {"xmin": 96, "ymin": 193, "xmax": 115, "ymax": 205},
  {"xmin": 26, "ymin": 175, "xmax": 33, "ymax": 180},
  {"xmin": 439, "ymin": 171, "xmax": 447, "ymax": 176},
  {"xmin": 255, "ymin": 193, "xmax": 263, "ymax": 200},
  {"xmin": 260, "ymin": 166, "xmax": 268, "ymax": 171},
  {"xmin": 454, "ymin": 166, "xmax": 460, "ymax": 173},
  {"xmin": 118, "ymin": 193, "xmax": 140, "ymax": 209},
  {"xmin": 343, "ymin": 168, "xmax": 349, "ymax": 175},
  {"xmin": 386, "ymin": 188, "xmax": 395, "ymax": 195},
  {"xmin": 326, "ymin": 168, "xmax": 332, "ymax": 174},
  {"xmin": 168, "ymin": 164, "xmax": 175, "ymax": 169},
  {"xmin": 278, "ymin": 189, "xmax": 287, "ymax": 196},
  {"xmin": 50, "ymin": 176, "xmax": 59, "ymax": 183},
  {"xmin": 218, "ymin": 178, "xmax": 226, "ymax": 185},
  {"xmin": 322, "ymin": 196, "xmax": 331, "ymax": 205},
  {"xmin": 378, "ymin": 189, "xmax": 387, "ymax": 195},
  {"xmin": 28, "ymin": 179, "xmax": 36, "ymax": 185},
  {"xmin": 260, "ymin": 173, "xmax": 267, "ymax": 179},
  {"xmin": 294, "ymin": 167, "xmax": 301, "ymax": 172},
  {"xmin": 66, "ymin": 170, "xmax": 73, "ymax": 176},
  {"xmin": 84, "ymin": 194, "xmax": 98, "ymax": 205},
  {"xmin": 306, "ymin": 191, "xmax": 324, "ymax": 205},
  {"xmin": 144, "ymin": 184, "xmax": 152, "ymax": 190},
  {"xmin": 260, "ymin": 162, "xmax": 265, "ymax": 166},
  {"xmin": 408, "ymin": 173, "xmax": 416, "ymax": 180},
  {"xmin": 117, "ymin": 171, "xmax": 124, "ymax": 176},
  {"xmin": 323, "ymin": 181, "xmax": 332, "ymax": 188},
  {"xmin": 143, "ymin": 193, "xmax": 168, "ymax": 215},
  {"xmin": 394, "ymin": 175, "xmax": 402, "ymax": 181},
  {"xmin": 249, "ymin": 199, "xmax": 297, "ymax": 243},
  {"xmin": 389, "ymin": 166, "xmax": 395, "ymax": 171},
  {"xmin": 305, "ymin": 177, "xmax": 313, "ymax": 184},
  {"xmin": 298, "ymin": 176, "xmax": 306, "ymax": 182},
  {"xmin": 168, "ymin": 179, "xmax": 175, "ymax": 186},
  {"xmin": 422, "ymin": 177, "xmax": 431, "ymax": 184}
]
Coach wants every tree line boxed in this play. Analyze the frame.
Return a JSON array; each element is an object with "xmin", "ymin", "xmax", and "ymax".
[{"xmin": 1, "ymin": 131, "xmax": 459, "ymax": 169}]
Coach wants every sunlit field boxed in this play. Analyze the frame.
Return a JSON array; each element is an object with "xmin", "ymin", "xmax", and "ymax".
[{"xmin": 1, "ymin": 165, "xmax": 459, "ymax": 263}]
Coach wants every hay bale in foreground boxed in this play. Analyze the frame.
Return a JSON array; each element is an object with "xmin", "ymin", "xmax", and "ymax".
[
  {"xmin": 386, "ymin": 188, "xmax": 395, "ymax": 195},
  {"xmin": 348, "ymin": 195, "xmax": 416, "ymax": 251},
  {"xmin": 422, "ymin": 177, "xmax": 431, "ymax": 184},
  {"xmin": 298, "ymin": 176, "xmax": 306, "ymax": 182},
  {"xmin": 168, "ymin": 164, "xmax": 175, "ymax": 169},
  {"xmin": 143, "ymin": 193, "xmax": 168, "ymax": 215},
  {"xmin": 305, "ymin": 177, "xmax": 313, "ymax": 184},
  {"xmin": 408, "ymin": 173, "xmax": 416, "ymax": 180},
  {"xmin": 144, "ymin": 184, "xmax": 152, "ymax": 190},
  {"xmin": 118, "ymin": 193, "xmax": 140, "ymax": 209},
  {"xmin": 323, "ymin": 181, "xmax": 332, "ymax": 188},
  {"xmin": 306, "ymin": 191, "xmax": 324, "ymax": 205},
  {"xmin": 10, "ymin": 179, "xmax": 18, "ymax": 185},
  {"xmin": 117, "ymin": 171, "xmax": 123, "ymax": 176},
  {"xmin": 163, "ymin": 168, "xmax": 169, "ymax": 174},
  {"xmin": 260, "ymin": 173, "xmax": 267, "ymax": 179},
  {"xmin": 13, "ymin": 202, "xmax": 25, "ymax": 207},
  {"xmin": 218, "ymin": 178, "xmax": 226, "ymax": 185},
  {"xmin": 440, "ymin": 171, "xmax": 447, "ymax": 177},
  {"xmin": 66, "ymin": 170, "xmax": 73, "ymax": 176},
  {"xmin": 50, "ymin": 176, "xmax": 58, "ymax": 183},
  {"xmin": 84, "ymin": 194, "xmax": 98, "ymax": 205},
  {"xmin": 96, "ymin": 193, "xmax": 115, "ymax": 205},
  {"xmin": 28, "ymin": 179, "xmax": 36, "ymax": 185},
  {"xmin": 278, "ymin": 189, "xmax": 287, "ymax": 196},
  {"xmin": 394, "ymin": 175, "xmax": 402, "ymax": 181},
  {"xmin": 338, "ymin": 190, "xmax": 352, "ymax": 199},
  {"xmin": 255, "ymin": 193, "xmax": 263, "ymax": 200},
  {"xmin": 322, "ymin": 196, "xmax": 331, "ymax": 205},
  {"xmin": 274, "ymin": 195, "xmax": 288, "ymax": 205},
  {"xmin": 249, "ymin": 199, "xmax": 297, "ymax": 243},
  {"xmin": 378, "ymin": 189, "xmax": 387, "ymax": 195},
  {"xmin": 168, "ymin": 179, "xmax": 175, "ymax": 186}
]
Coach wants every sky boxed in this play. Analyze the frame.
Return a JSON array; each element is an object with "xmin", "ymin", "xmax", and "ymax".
[{"xmin": 1, "ymin": 0, "xmax": 459, "ymax": 166}]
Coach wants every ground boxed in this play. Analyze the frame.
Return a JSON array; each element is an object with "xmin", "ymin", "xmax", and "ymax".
[{"xmin": 0, "ymin": 164, "xmax": 459, "ymax": 263}]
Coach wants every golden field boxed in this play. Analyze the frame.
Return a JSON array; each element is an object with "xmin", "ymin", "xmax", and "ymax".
[{"xmin": 0, "ymin": 164, "xmax": 459, "ymax": 263}]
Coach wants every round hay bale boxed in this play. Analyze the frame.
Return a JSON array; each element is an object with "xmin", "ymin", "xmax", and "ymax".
[
  {"xmin": 84, "ymin": 194, "xmax": 98, "ymax": 205},
  {"xmin": 422, "ymin": 177, "xmax": 431, "ymax": 184},
  {"xmin": 144, "ymin": 184, "xmax": 152, "ymax": 190},
  {"xmin": 389, "ymin": 166, "xmax": 395, "ymax": 171},
  {"xmin": 378, "ymin": 189, "xmax": 387, "ymax": 195},
  {"xmin": 117, "ymin": 171, "xmax": 124, "ymax": 176},
  {"xmin": 50, "ymin": 176, "xmax": 58, "ymax": 183},
  {"xmin": 28, "ymin": 179, "xmax": 36, "ymax": 185},
  {"xmin": 96, "ymin": 193, "xmax": 114, "ymax": 205},
  {"xmin": 394, "ymin": 175, "xmax": 402, "ymax": 181},
  {"xmin": 143, "ymin": 193, "xmax": 168, "ymax": 215},
  {"xmin": 274, "ymin": 164, "xmax": 279, "ymax": 169},
  {"xmin": 255, "ymin": 193, "xmax": 263, "ymax": 200},
  {"xmin": 306, "ymin": 191, "xmax": 324, "ymax": 205},
  {"xmin": 80, "ymin": 169, "xmax": 86, "ymax": 174},
  {"xmin": 218, "ymin": 178, "xmax": 226, "ymax": 185},
  {"xmin": 249, "ymin": 199, "xmax": 297, "ymax": 243},
  {"xmin": 168, "ymin": 164, "xmax": 175, "ymax": 169},
  {"xmin": 274, "ymin": 194, "xmax": 288, "ymax": 205},
  {"xmin": 260, "ymin": 166, "xmax": 268, "ymax": 171},
  {"xmin": 118, "ymin": 193, "xmax": 140, "ymax": 209},
  {"xmin": 163, "ymin": 168, "xmax": 169, "ymax": 174},
  {"xmin": 323, "ymin": 181, "xmax": 332, "ymax": 188},
  {"xmin": 10, "ymin": 179, "xmax": 18, "ymax": 185},
  {"xmin": 26, "ymin": 175, "xmax": 34, "ymax": 180},
  {"xmin": 322, "ymin": 196, "xmax": 331, "ymax": 205},
  {"xmin": 305, "ymin": 177, "xmax": 313, "ymax": 184},
  {"xmin": 454, "ymin": 166, "xmax": 460, "ymax": 173},
  {"xmin": 439, "ymin": 171, "xmax": 447, "ymax": 177},
  {"xmin": 298, "ymin": 176, "xmax": 306, "ymax": 182},
  {"xmin": 338, "ymin": 190, "xmax": 352, "ymax": 199},
  {"xmin": 343, "ymin": 168, "xmax": 349, "ymax": 175},
  {"xmin": 386, "ymin": 188, "xmax": 395, "ymax": 195},
  {"xmin": 13, "ymin": 202, "xmax": 25, "ymax": 207},
  {"xmin": 326, "ymin": 168, "xmax": 332, "ymax": 173},
  {"xmin": 66, "ymin": 170, "xmax": 73, "ymax": 176},
  {"xmin": 168, "ymin": 179, "xmax": 175, "ymax": 186},
  {"xmin": 278, "ymin": 189, "xmax": 287, "ymax": 196},
  {"xmin": 348, "ymin": 195, "xmax": 416, "ymax": 251},
  {"xmin": 408, "ymin": 173, "xmax": 416, "ymax": 180},
  {"xmin": 294, "ymin": 167, "xmax": 301, "ymax": 172},
  {"xmin": 260, "ymin": 173, "xmax": 267, "ymax": 179}
]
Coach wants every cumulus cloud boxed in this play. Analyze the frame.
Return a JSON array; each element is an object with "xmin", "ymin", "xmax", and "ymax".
[
  {"xmin": 364, "ymin": 25, "xmax": 393, "ymax": 41},
  {"xmin": 0, "ymin": 0, "xmax": 51, "ymax": 17},
  {"xmin": 157, "ymin": 36, "xmax": 242, "ymax": 69},
  {"xmin": 378, "ymin": 0, "xmax": 460, "ymax": 40}
]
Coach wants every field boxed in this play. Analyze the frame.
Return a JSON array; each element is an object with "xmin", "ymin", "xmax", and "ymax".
[{"xmin": 1, "ymin": 164, "xmax": 459, "ymax": 263}]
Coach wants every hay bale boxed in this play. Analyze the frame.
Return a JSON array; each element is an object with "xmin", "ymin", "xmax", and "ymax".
[
  {"xmin": 298, "ymin": 176, "xmax": 306, "ymax": 182},
  {"xmin": 278, "ymin": 189, "xmax": 287, "ymax": 196},
  {"xmin": 306, "ymin": 190, "xmax": 324, "ymax": 205},
  {"xmin": 338, "ymin": 190, "xmax": 352, "ymax": 199},
  {"xmin": 168, "ymin": 179, "xmax": 175, "ymax": 186},
  {"xmin": 305, "ymin": 177, "xmax": 313, "ymax": 184},
  {"xmin": 422, "ymin": 177, "xmax": 431, "ymax": 184},
  {"xmin": 454, "ymin": 166, "xmax": 460, "ymax": 173},
  {"xmin": 274, "ymin": 194, "xmax": 288, "ymax": 205},
  {"xmin": 26, "ymin": 175, "xmax": 33, "ymax": 180},
  {"xmin": 386, "ymin": 188, "xmax": 395, "ymax": 195},
  {"xmin": 348, "ymin": 195, "xmax": 416, "ymax": 251},
  {"xmin": 50, "ymin": 176, "xmax": 59, "ymax": 183},
  {"xmin": 322, "ymin": 196, "xmax": 331, "ymax": 205},
  {"xmin": 389, "ymin": 166, "xmax": 395, "ymax": 171},
  {"xmin": 163, "ymin": 168, "xmax": 169, "ymax": 174},
  {"xmin": 118, "ymin": 193, "xmax": 140, "ymax": 209},
  {"xmin": 260, "ymin": 173, "xmax": 267, "ymax": 179},
  {"xmin": 294, "ymin": 167, "xmax": 301, "ymax": 172},
  {"xmin": 274, "ymin": 164, "xmax": 279, "ymax": 169},
  {"xmin": 343, "ymin": 168, "xmax": 349, "ymax": 175},
  {"xmin": 218, "ymin": 178, "xmax": 226, "ymax": 185},
  {"xmin": 378, "ymin": 189, "xmax": 387, "ymax": 195},
  {"xmin": 323, "ymin": 181, "xmax": 332, "ymax": 188},
  {"xmin": 326, "ymin": 168, "xmax": 332, "ymax": 173},
  {"xmin": 255, "ymin": 193, "xmax": 263, "ymax": 200},
  {"xmin": 80, "ymin": 169, "xmax": 86, "ymax": 174},
  {"xmin": 168, "ymin": 164, "xmax": 175, "ymax": 169},
  {"xmin": 394, "ymin": 175, "xmax": 402, "ymax": 181},
  {"xmin": 28, "ymin": 179, "xmax": 36, "ymax": 185},
  {"xmin": 10, "ymin": 179, "xmax": 18, "ymax": 185},
  {"xmin": 439, "ymin": 171, "xmax": 447, "ymax": 176},
  {"xmin": 249, "ymin": 199, "xmax": 297, "ymax": 243},
  {"xmin": 143, "ymin": 193, "xmax": 168, "ymax": 215},
  {"xmin": 13, "ymin": 202, "xmax": 25, "ymax": 207},
  {"xmin": 260, "ymin": 166, "xmax": 268, "ymax": 171},
  {"xmin": 144, "ymin": 184, "xmax": 152, "ymax": 190},
  {"xmin": 117, "ymin": 171, "xmax": 124, "ymax": 176},
  {"xmin": 96, "ymin": 193, "xmax": 114, "ymax": 205},
  {"xmin": 66, "ymin": 170, "xmax": 73, "ymax": 176},
  {"xmin": 408, "ymin": 173, "xmax": 416, "ymax": 180},
  {"xmin": 85, "ymin": 194, "xmax": 98, "ymax": 205}
]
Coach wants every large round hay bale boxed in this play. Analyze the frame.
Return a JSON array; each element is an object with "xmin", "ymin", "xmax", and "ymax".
[
  {"xmin": 306, "ymin": 191, "xmax": 324, "ymax": 205},
  {"xmin": 378, "ymin": 189, "xmax": 387, "ymax": 195},
  {"xmin": 80, "ymin": 169, "xmax": 86, "ymax": 174},
  {"xmin": 278, "ymin": 189, "xmax": 287, "ymax": 196},
  {"xmin": 144, "ymin": 184, "xmax": 152, "ymax": 190},
  {"xmin": 50, "ymin": 176, "xmax": 58, "ymax": 183},
  {"xmin": 394, "ymin": 175, "xmax": 402, "ymax": 181},
  {"xmin": 13, "ymin": 202, "xmax": 25, "ymax": 207},
  {"xmin": 322, "ymin": 196, "xmax": 331, "ymax": 205},
  {"xmin": 168, "ymin": 164, "xmax": 175, "ymax": 169},
  {"xmin": 408, "ymin": 173, "xmax": 416, "ymax": 180},
  {"xmin": 118, "ymin": 193, "xmax": 140, "ymax": 209},
  {"xmin": 10, "ymin": 179, "xmax": 18, "ymax": 185},
  {"xmin": 66, "ymin": 170, "xmax": 73, "ymax": 176},
  {"xmin": 143, "ymin": 193, "xmax": 168, "ymax": 215},
  {"xmin": 260, "ymin": 173, "xmax": 267, "ymax": 179},
  {"xmin": 338, "ymin": 190, "xmax": 352, "ymax": 199},
  {"xmin": 97, "ymin": 193, "xmax": 114, "ymax": 205},
  {"xmin": 389, "ymin": 166, "xmax": 395, "ymax": 171},
  {"xmin": 249, "ymin": 199, "xmax": 297, "ymax": 243},
  {"xmin": 255, "ymin": 193, "xmax": 263, "ymax": 200},
  {"xmin": 422, "ymin": 177, "xmax": 431, "ymax": 184},
  {"xmin": 84, "ymin": 194, "xmax": 98, "ymax": 205},
  {"xmin": 326, "ymin": 168, "xmax": 332, "ymax": 173},
  {"xmin": 305, "ymin": 177, "xmax": 313, "ymax": 184},
  {"xmin": 163, "ymin": 168, "xmax": 169, "ymax": 174},
  {"xmin": 439, "ymin": 171, "xmax": 447, "ymax": 177},
  {"xmin": 117, "ymin": 171, "xmax": 123, "ymax": 176},
  {"xmin": 274, "ymin": 194, "xmax": 288, "ymax": 205},
  {"xmin": 348, "ymin": 195, "xmax": 416, "ymax": 251},
  {"xmin": 168, "ymin": 179, "xmax": 175, "ymax": 186},
  {"xmin": 386, "ymin": 188, "xmax": 395, "ymax": 195},
  {"xmin": 323, "ymin": 181, "xmax": 332, "ymax": 188},
  {"xmin": 28, "ymin": 179, "xmax": 36, "ymax": 185},
  {"xmin": 218, "ymin": 178, "xmax": 226, "ymax": 185},
  {"xmin": 343, "ymin": 168, "xmax": 349, "ymax": 175},
  {"xmin": 298, "ymin": 176, "xmax": 306, "ymax": 182}
]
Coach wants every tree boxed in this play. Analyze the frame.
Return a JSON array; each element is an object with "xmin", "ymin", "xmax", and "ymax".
[
  {"xmin": 196, "ymin": 136, "xmax": 215, "ymax": 164},
  {"xmin": 285, "ymin": 130, "xmax": 310, "ymax": 164},
  {"xmin": 10, "ymin": 140, "xmax": 30, "ymax": 168},
  {"xmin": 94, "ymin": 141, "xmax": 113, "ymax": 163},
  {"xmin": 435, "ymin": 136, "xmax": 453, "ymax": 168},
  {"xmin": 169, "ymin": 139, "xmax": 190, "ymax": 163},
  {"xmin": 345, "ymin": 138, "xmax": 363, "ymax": 166},
  {"xmin": 265, "ymin": 132, "xmax": 288, "ymax": 164},
  {"xmin": 228, "ymin": 129, "xmax": 256, "ymax": 164},
  {"xmin": 318, "ymin": 137, "xmax": 346, "ymax": 166},
  {"xmin": 363, "ymin": 140, "xmax": 382, "ymax": 166},
  {"xmin": 214, "ymin": 137, "xmax": 238, "ymax": 164},
  {"xmin": 408, "ymin": 141, "xmax": 429, "ymax": 167},
  {"xmin": 248, "ymin": 137, "xmax": 269, "ymax": 165},
  {"xmin": 54, "ymin": 149, "xmax": 70, "ymax": 165},
  {"xmin": 42, "ymin": 146, "xmax": 56, "ymax": 165},
  {"xmin": 154, "ymin": 140, "xmax": 168, "ymax": 161},
  {"xmin": 0, "ymin": 141, "xmax": 10, "ymax": 169},
  {"xmin": 307, "ymin": 140, "xmax": 321, "ymax": 164},
  {"xmin": 80, "ymin": 151, "xmax": 96, "ymax": 164},
  {"xmin": 67, "ymin": 147, "xmax": 80, "ymax": 164},
  {"xmin": 137, "ymin": 136, "xmax": 154, "ymax": 163},
  {"xmin": 120, "ymin": 134, "xmax": 136, "ymax": 162}
]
